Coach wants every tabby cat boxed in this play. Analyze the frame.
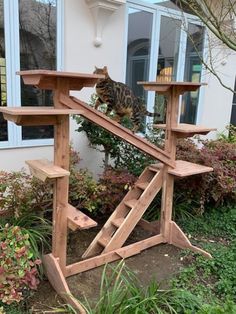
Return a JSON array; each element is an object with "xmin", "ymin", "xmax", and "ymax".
[{"xmin": 93, "ymin": 66, "xmax": 159, "ymax": 132}]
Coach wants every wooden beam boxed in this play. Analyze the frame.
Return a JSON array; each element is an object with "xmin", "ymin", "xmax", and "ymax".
[
  {"xmin": 65, "ymin": 234, "xmax": 165, "ymax": 277},
  {"xmin": 43, "ymin": 254, "xmax": 86, "ymax": 314},
  {"xmin": 60, "ymin": 95, "xmax": 175, "ymax": 168},
  {"xmin": 169, "ymin": 222, "xmax": 212, "ymax": 258}
]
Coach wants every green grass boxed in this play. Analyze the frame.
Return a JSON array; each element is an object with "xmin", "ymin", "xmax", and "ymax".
[{"xmin": 173, "ymin": 206, "xmax": 236, "ymax": 305}]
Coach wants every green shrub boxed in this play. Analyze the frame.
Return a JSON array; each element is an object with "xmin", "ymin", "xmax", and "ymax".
[
  {"xmin": 0, "ymin": 171, "xmax": 53, "ymax": 218},
  {"xmin": 176, "ymin": 138, "xmax": 236, "ymax": 213},
  {"xmin": 0, "ymin": 225, "xmax": 41, "ymax": 304}
]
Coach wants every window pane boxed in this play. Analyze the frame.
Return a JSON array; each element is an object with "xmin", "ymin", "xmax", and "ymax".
[
  {"xmin": 0, "ymin": 0, "xmax": 8, "ymax": 142},
  {"xmin": 19, "ymin": 0, "xmax": 56, "ymax": 140},
  {"xmin": 155, "ymin": 16, "xmax": 181, "ymax": 122},
  {"xmin": 126, "ymin": 8, "xmax": 153, "ymax": 99},
  {"xmin": 180, "ymin": 24, "xmax": 204, "ymax": 124}
]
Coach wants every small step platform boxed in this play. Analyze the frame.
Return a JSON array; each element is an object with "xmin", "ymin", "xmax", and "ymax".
[
  {"xmin": 153, "ymin": 123, "xmax": 216, "ymax": 137},
  {"xmin": 26, "ymin": 159, "xmax": 70, "ymax": 182},
  {"xmin": 67, "ymin": 204, "xmax": 97, "ymax": 231},
  {"xmin": 168, "ymin": 160, "xmax": 213, "ymax": 177}
]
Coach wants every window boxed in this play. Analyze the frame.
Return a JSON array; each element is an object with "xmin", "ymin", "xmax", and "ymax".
[
  {"xmin": 0, "ymin": 0, "xmax": 63, "ymax": 149},
  {"xmin": 126, "ymin": 1, "xmax": 205, "ymax": 126}
]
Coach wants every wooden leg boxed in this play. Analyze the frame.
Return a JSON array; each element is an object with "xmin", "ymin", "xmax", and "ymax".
[
  {"xmin": 160, "ymin": 168, "xmax": 174, "ymax": 241},
  {"xmin": 169, "ymin": 222, "xmax": 212, "ymax": 258},
  {"xmin": 52, "ymin": 115, "xmax": 70, "ymax": 273},
  {"xmin": 43, "ymin": 254, "xmax": 86, "ymax": 314}
]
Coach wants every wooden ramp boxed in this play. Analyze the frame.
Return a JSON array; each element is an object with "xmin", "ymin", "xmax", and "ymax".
[{"xmin": 60, "ymin": 94, "xmax": 175, "ymax": 168}]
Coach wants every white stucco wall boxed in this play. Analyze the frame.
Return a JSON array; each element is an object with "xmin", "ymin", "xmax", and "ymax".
[
  {"xmin": 64, "ymin": 0, "xmax": 127, "ymax": 175},
  {"xmin": 199, "ymin": 40, "xmax": 236, "ymax": 138}
]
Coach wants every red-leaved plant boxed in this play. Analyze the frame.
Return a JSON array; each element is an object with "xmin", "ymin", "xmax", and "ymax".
[{"xmin": 0, "ymin": 225, "xmax": 41, "ymax": 304}]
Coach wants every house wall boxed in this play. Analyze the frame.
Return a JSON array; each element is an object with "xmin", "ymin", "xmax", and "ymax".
[
  {"xmin": 63, "ymin": 0, "xmax": 127, "ymax": 174},
  {"xmin": 200, "ymin": 42, "xmax": 236, "ymax": 139}
]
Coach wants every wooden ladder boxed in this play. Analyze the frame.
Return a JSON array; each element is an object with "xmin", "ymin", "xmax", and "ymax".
[{"xmin": 83, "ymin": 164, "xmax": 163, "ymax": 258}]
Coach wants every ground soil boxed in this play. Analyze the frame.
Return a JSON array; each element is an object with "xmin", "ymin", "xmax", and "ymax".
[{"xmin": 30, "ymin": 224, "xmax": 184, "ymax": 313}]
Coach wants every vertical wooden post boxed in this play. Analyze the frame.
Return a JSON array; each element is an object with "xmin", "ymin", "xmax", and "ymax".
[
  {"xmin": 52, "ymin": 78, "xmax": 70, "ymax": 273},
  {"xmin": 160, "ymin": 87, "xmax": 179, "ymax": 241}
]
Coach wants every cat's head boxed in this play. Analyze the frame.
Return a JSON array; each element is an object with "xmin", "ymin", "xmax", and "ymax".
[{"xmin": 94, "ymin": 66, "xmax": 109, "ymax": 78}]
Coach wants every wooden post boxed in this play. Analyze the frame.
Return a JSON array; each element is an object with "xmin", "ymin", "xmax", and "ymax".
[
  {"xmin": 160, "ymin": 87, "xmax": 179, "ymax": 241},
  {"xmin": 52, "ymin": 78, "xmax": 70, "ymax": 273}
]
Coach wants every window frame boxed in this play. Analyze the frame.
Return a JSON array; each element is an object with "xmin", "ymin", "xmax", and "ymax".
[
  {"xmin": 0, "ymin": 0, "xmax": 64, "ymax": 149},
  {"xmin": 125, "ymin": 0, "xmax": 207, "ymax": 125}
]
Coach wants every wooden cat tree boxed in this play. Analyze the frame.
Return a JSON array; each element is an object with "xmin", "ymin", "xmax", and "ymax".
[{"xmin": 0, "ymin": 70, "xmax": 215, "ymax": 313}]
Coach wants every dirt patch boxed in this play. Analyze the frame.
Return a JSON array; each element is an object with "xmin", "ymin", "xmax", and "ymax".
[{"xmin": 30, "ymin": 225, "xmax": 184, "ymax": 312}]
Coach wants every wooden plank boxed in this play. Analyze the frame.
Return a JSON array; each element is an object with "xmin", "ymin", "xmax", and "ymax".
[
  {"xmin": 26, "ymin": 159, "xmax": 70, "ymax": 182},
  {"xmin": 0, "ymin": 106, "xmax": 84, "ymax": 115},
  {"xmin": 66, "ymin": 234, "xmax": 164, "ymax": 277},
  {"xmin": 43, "ymin": 254, "xmax": 86, "ymax": 313},
  {"xmin": 17, "ymin": 70, "xmax": 104, "ymax": 90},
  {"xmin": 138, "ymin": 81, "xmax": 205, "ymax": 94},
  {"xmin": 168, "ymin": 160, "xmax": 213, "ymax": 177},
  {"xmin": 60, "ymin": 95, "xmax": 175, "ymax": 168},
  {"xmin": 153, "ymin": 123, "xmax": 216, "ymax": 137},
  {"xmin": 159, "ymin": 86, "xmax": 179, "ymax": 240},
  {"xmin": 169, "ymin": 222, "xmax": 212, "ymax": 258},
  {"xmin": 52, "ymin": 114, "xmax": 70, "ymax": 272},
  {"xmin": 67, "ymin": 204, "xmax": 97, "ymax": 231}
]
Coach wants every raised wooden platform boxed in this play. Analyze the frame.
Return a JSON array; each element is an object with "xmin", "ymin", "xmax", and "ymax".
[
  {"xmin": 154, "ymin": 123, "xmax": 216, "ymax": 137},
  {"xmin": 138, "ymin": 81, "xmax": 206, "ymax": 94},
  {"xmin": 26, "ymin": 159, "xmax": 70, "ymax": 182},
  {"xmin": 168, "ymin": 160, "xmax": 213, "ymax": 177},
  {"xmin": 17, "ymin": 70, "xmax": 104, "ymax": 90},
  {"xmin": 0, "ymin": 107, "xmax": 84, "ymax": 125}
]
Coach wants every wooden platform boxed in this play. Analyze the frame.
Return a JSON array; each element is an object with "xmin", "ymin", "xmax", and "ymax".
[
  {"xmin": 168, "ymin": 160, "xmax": 213, "ymax": 177},
  {"xmin": 17, "ymin": 70, "xmax": 104, "ymax": 90},
  {"xmin": 154, "ymin": 123, "xmax": 216, "ymax": 137},
  {"xmin": 26, "ymin": 159, "xmax": 70, "ymax": 182},
  {"xmin": 138, "ymin": 81, "xmax": 206, "ymax": 94},
  {"xmin": 67, "ymin": 204, "xmax": 97, "ymax": 231},
  {"xmin": 0, "ymin": 107, "xmax": 84, "ymax": 125}
]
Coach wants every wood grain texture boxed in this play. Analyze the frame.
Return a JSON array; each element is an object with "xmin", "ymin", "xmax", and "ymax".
[
  {"xmin": 67, "ymin": 204, "xmax": 97, "ymax": 231},
  {"xmin": 168, "ymin": 160, "xmax": 213, "ymax": 177},
  {"xmin": 26, "ymin": 159, "xmax": 70, "ymax": 182},
  {"xmin": 43, "ymin": 254, "xmax": 86, "ymax": 313}
]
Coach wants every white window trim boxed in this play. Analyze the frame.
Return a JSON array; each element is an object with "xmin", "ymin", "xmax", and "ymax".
[{"xmin": 0, "ymin": 0, "xmax": 64, "ymax": 149}]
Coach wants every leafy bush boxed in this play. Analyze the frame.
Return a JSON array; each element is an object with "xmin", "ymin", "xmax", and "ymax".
[
  {"xmin": 0, "ymin": 225, "xmax": 41, "ymax": 304},
  {"xmin": 96, "ymin": 168, "xmax": 137, "ymax": 214},
  {"xmin": 0, "ymin": 171, "xmax": 53, "ymax": 218},
  {"xmin": 176, "ymin": 138, "xmax": 236, "ymax": 213}
]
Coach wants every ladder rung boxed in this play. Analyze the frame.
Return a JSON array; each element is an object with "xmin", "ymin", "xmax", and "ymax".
[
  {"xmin": 98, "ymin": 236, "xmax": 110, "ymax": 247},
  {"xmin": 112, "ymin": 217, "xmax": 125, "ymax": 227},
  {"xmin": 136, "ymin": 182, "xmax": 149, "ymax": 190},
  {"xmin": 124, "ymin": 199, "xmax": 138, "ymax": 208}
]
